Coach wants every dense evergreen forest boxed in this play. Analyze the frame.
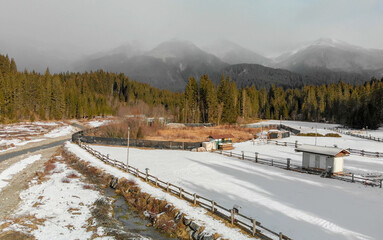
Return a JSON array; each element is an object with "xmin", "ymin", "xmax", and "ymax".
[{"xmin": 1, "ymin": 54, "xmax": 382, "ymax": 129}]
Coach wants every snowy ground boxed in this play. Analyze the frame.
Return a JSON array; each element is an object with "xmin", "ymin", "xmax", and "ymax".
[
  {"xmin": 86, "ymin": 143, "xmax": 383, "ymax": 240},
  {"xmin": 250, "ymin": 120, "xmax": 383, "ymax": 152},
  {"xmin": 0, "ymin": 122, "xmax": 76, "ymax": 153},
  {"xmin": 85, "ymin": 119, "xmax": 112, "ymax": 128},
  {"xmin": 0, "ymin": 156, "xmax": 103, "ymax": 240},
  {"xmin": 233, "ymin": 140, "xmax": 383, "ymax": 176},
  {"xmin": 66, "ymin": 142, "xmax": 254, "ymax": 240},
  {"xmin": 0, "ymin": 155, "xmax": 41, "ymax": 192}
]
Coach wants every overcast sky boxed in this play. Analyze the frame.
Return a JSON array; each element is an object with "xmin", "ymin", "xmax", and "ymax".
[{"xmin": 1, "ymin": 0, "xmax": 383, "ymax": 59}]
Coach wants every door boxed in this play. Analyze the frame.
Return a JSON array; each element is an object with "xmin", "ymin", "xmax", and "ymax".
[{"xmin": 315, "ymin": 155, "xmax": 320, "ymax": 168}]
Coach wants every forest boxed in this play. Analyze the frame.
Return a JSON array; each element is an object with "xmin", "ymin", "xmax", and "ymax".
[{"xmin": 1, "ymin": 54, "xmax": 382, "ymax": 129}]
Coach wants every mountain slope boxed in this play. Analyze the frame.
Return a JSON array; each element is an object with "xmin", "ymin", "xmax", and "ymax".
[
  {"xmin": 75, "ymin": 41, "xmax": 228, "ymax": 91},
  {"xmin": 221, "ymin": 64, "xmax": 304, "ymax": 88},
  {"xmin": 276, "ymin": 39, "xmax": 383, "ymax": 77},
  {"xmin": 203, "ymin": 40, "xmax": 272, "ymax": 66}
]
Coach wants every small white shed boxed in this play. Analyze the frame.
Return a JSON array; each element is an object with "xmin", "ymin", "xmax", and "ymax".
[{"xmin": 295, "ymin": 145, "xmax": 350, "ymax": 173}]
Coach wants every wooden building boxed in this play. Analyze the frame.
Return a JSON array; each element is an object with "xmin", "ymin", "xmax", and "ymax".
[
  {"xmin": 295, "ymin": 145, "xmax": 350, "ymax": 173},
  {"xmin": 208, "ymin": 134, "xmax": 234, "ymax": 150}
]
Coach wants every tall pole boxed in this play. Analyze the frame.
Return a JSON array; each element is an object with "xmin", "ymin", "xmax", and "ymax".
[
  {"xmin": 315, "ymin": 125, "xmax": 317, "ymax": 146},
  {"xmin": 127, "ymin": 127, "xmax": 130, "ymax": 167}
]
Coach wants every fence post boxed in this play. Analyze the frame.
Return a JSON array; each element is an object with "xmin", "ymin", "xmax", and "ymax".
[
  {"xmin": 179, "ymin": 188, "xmax": 183, "ymax": 198},
  {"xmin": 361, "ymin": 150, "xmax": 365, "ymax": 156},
  {"xmin": 279, "ymin": 232, "xmax": 283, "ymax": 240},
  {"xmin": 166, "ymin": 182, "xmax": 170, "ymax": 192},
  {"xmin": 193, "ymin": 193, "xmax": 197, "ymax": 205},
  {"xmin": 287, "ymin": 158, "xmax": 291, "ymax": 170},
  {"xmin": 377, "ymin": 152, "xmax": 379, "ymax": 158},
  {"xmin": 155, "ymin": 177, "xmax": 158, "ymax": 186},
  {"xmin": 231, "ymin": 209, "xmax": 235, "ymax": 224},
  {"xmin": 230, "ymin": 151, "xmax": 232, "ymax": 157},
  {"xmin": 242, "ymin": 151, "xmax": 244, "ymax": 160},
  {"xmin": 352, "ymin": 174, "xmax": 354, "ymax": 183},
  {"xmin": 145, "ymin": 168, "xmax": 149, "ymax": 182},
  {"xmin": 255, "ymin": 152, "xmax": 258, "ymax": 163},
  {"xmin": 284, "ymin": 142, "xmax": 287, "ymax": 146},
  {"xmin": 252, "ymin": 219, "xmax": 257, "ymax": 236},
  {"xmin": 135, "ymin": 168, "xmax": 139, "ymax": 177},
  {"xmin": 295, "ymin": 140, "xmax": 298, "ymax": 148},
  {"xmin": 220, "ymin": 150, "xmax": 223, "ymax": 155},
  {"xmin": 211, "ymin": 200, "xmax": 215, "ymax": 212},
  {"xmin": 380, "ymin": 180, "xmax": 382, "ymax": 188}
]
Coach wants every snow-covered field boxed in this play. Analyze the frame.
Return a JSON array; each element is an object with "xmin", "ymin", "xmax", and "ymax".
[
  {"xmin": 0, "ymin": 154, "xmax": 41, "ymax": 192},
  {"xmin": 86, "ymin": 119, "xmax": 112, "ymax": 128},
  {"xmin": 251, "ymin": 120, "xmax": 383, "ymax": 152},
  {"xmin": 86, "ymin": 142, "xmax": 383, "ymax": 240},
  {"xmin": 233, "ymin": 141, "xmax": 383, "ymax": 176},
  {"xmin": 0, "ymin": 122, "xmax": 76, "ymax": 152},
  {"xmin": 0, "ymin": 157, "xmax": 102, "ymax": 239},
  {"xmin": 66, "ymin": 142, "xmax": 254, "ymax": 240}
]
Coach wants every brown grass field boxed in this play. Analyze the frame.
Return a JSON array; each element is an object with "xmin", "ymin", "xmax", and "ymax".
[{"xmin": 145, "ymin": 125, "xmax": 265, "ymax": 142}]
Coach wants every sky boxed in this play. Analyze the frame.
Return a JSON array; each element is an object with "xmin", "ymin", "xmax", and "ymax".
[{"xmin": 1, "ymin": 0, "xmax": 383, "ymax": 69}]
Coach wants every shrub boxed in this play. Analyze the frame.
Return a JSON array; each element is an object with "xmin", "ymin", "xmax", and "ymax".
[{"xmin": 325, "ymin": 133, "xmax": 341, "ymax": 138}]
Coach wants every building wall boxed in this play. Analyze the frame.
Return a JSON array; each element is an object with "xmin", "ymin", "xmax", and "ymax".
[
  {"xmin": 333, "ymin": 157, "xmax": 344, "ymax": 173},
  {"xmin": 302, "ymin": 153, "xmax": 342, "ymax": 173}
]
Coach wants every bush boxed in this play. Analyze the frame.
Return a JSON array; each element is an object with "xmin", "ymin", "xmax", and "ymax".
[
  {"xmin": 325, "ymin": 133, "xmax": 341, "ymax": 138},
  {"xmin": 298, "ymin": 133, "xmax": 324, "ymax": 137}
]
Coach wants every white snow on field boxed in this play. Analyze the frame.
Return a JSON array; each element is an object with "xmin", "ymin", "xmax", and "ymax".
[
  {"xmin": 233, "ymin": 141, "xmax": 383, "ymax": 176},
  {"xmin": 65, "ymin": 142, "xmax": 253, "ymax": 240},
  {"xmin": 0, "ymin": 123, "xmax": 77, "ymax": 153},
  {"xmin": 0, "ymin": 160, "xmax": 102, "ymax": 240},
  {"xmin": 0, "ymin": 154, "xmax": 41, "ymax": 192},
  {"xmin": 250, "ymin": 120, "xmax": 383, "ymax": 152},
  {"xmin": 87, "ymin": 120, "xmax": 111, "ymax": 128},
  {"xmin": 86, "ymin": 143, "xmax": 383, "ymax": 240},
  {"xmin": 43, "ymin": 125, "xmax": 76, "ymax": 138}
]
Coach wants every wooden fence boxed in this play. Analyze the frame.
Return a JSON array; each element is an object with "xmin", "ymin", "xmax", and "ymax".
[
  {"xmin": 72, "ymin": 130, "xmax": 202, "ymax": 150},
  {"xmin": 77, "ymin": 142, "xmax": 291, "ymax": 240},
  {"xmin": 266, "ymin": 140, "xmax": 383, "ymax": 158},
  {"xmin": 218, "ymin": 149, "xmax": 383, "ymax": 188},
  {"xmin": 332, "ymin": 128, "xmax": 383, "ymax": 143}
]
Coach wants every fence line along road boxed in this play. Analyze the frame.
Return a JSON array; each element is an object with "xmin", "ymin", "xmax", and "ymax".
[
  {"xmin": 76, "ymin": 141, "xmax": 291, "ymax": 240},
  {"xmin": 266, "ymin": 139, "xmax": 383, "ymax": 158},
  {"xmin": 331, "ymin": 128, "xmax": 383, "ymax": 143},
  {"xmin": 217, "ymin": 149, "xmax": 383, "ymax": 188}
]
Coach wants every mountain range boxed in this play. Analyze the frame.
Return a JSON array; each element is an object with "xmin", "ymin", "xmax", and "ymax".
[
  {"xmin": 2, "ymin": 38, "xmax": 383, "ymax": 91},
  {"xmin": 73, "ymin": 38, "xmax": 383, "ymax": 91}
]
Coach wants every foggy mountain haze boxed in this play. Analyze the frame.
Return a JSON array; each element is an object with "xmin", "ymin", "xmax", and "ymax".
[{"xmin": 1, "ymin": 0, "xmax": 383, "ymax": 90}]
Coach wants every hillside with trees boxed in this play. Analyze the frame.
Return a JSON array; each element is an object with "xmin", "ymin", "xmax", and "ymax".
[{"xmin": 1, "ymin": 54, "xmax": 382, "ymax": 129}]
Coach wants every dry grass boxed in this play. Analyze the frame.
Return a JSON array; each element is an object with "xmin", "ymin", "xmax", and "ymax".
[
  {"xmin": 66, "ymin": 172, "xmax": 79, "ymax": 178},
  {"xmin": 87, "ymin": 117, "xmax": 267, "ymax": 143},
  {"xmin": 83, "ymin": 184, "xmax": 93, "ymax": 190},
  {"xmin": 146, "ymin": 125, "xmax": 264, "ymax": 142}
]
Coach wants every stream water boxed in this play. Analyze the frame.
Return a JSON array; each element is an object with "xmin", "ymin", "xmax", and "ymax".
[{"xmin": 106, "ymin": 188, "xmax": 176, "ymax": 240}]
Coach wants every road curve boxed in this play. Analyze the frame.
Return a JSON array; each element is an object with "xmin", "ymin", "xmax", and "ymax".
[{"xmin": 0, "ymin": 139, "xmax": 69, "ymax": 163}]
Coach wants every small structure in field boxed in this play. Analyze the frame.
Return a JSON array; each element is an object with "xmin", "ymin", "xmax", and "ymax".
[
  {"xmin": 267, "ymin": 129, "xmax": 290, "ymax": 139},
  {"xmin": 295, "ymin": 145, "xmax": 350, "ymax": 173},
  {"xmin": 209, "ymin": 134, "xmax": 234, "ymax": 150}
]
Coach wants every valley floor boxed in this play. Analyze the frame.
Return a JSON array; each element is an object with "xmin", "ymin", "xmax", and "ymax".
[{"xmin": 87, "ymin": 120, "xmax": 383, "ymax": 240}]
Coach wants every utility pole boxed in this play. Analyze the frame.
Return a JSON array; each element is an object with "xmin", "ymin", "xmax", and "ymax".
[
  {"xmin": 127, "ymin": 127, "xmax": 130, "ymax": 167},
  {"xmin": 315, "ymin": 125, "xmax": 317, "ymax": 146}
]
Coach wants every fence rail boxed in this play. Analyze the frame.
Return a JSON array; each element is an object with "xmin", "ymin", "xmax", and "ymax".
[
  {"xmin": 218, "ymin": 149, "xmax": 383, "ymax": 188},
  {"xmin": 72, "ymin": 131, "xmax": 202, "ymax": 150},
  {"xmin": 76, "ymin": 141, "xmax": 291, "ymax": 240},
  {"xmin": 332, "ymin": 128, "xmax": 383, "ymax": 143},
  {"xmin": 266, "ymin": 140, "xmax": 383, "ymax": 158}
]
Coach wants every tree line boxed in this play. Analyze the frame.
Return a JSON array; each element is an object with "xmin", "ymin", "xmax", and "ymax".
[
  {"xmin": 1, "ymin": 53, "xmax": 382, "ymax": 129},
  {"xmin": 181, "ymin": 75, "xmax": 383, "ymax": 129}
]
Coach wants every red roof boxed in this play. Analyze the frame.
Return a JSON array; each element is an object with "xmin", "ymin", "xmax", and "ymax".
[{"xmin": 209, "ymin": 134, "xmax": 234, "ymax": 139}]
